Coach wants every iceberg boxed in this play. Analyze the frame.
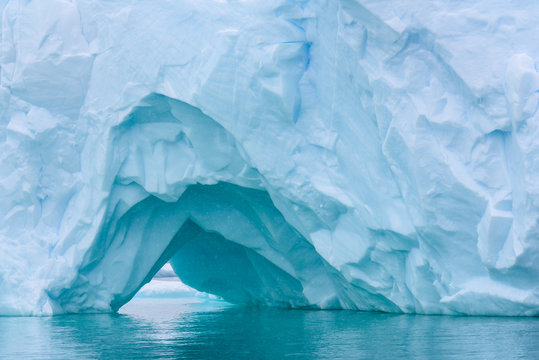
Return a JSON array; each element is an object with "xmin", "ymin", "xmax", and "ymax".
[{"xmin": 0, "ymin": 0, "xmax": 538, "ymax": 316}]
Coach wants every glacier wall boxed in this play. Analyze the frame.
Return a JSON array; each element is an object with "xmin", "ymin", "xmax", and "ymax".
[{"xmin": 0, "ymin": 0, "xmax": 538, "ymax": 316}]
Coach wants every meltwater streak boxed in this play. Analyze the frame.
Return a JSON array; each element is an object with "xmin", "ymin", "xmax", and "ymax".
[{"xmin": 0, "ymin": 298, "xmax": 538, "ymax": 359}]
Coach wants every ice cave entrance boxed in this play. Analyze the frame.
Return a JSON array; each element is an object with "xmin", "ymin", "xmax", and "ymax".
[
  {"xmin": 54, "ymin": 94, "xmax": 337, "ymax": 313},
  {"xmin": 95, "ymin": 182, "xmax": 323, "ymax": 313},
  {"xmin": 109, "ymin": 183, "xmax": 315, "ymax": 310}
]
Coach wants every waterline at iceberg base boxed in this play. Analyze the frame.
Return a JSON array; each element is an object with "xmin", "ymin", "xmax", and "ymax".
[{"xmin": 1, "ymin": 0, "xmax": 538, "ymax": 316}]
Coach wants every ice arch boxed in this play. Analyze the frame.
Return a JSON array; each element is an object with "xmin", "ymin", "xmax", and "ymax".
[{"xmin": 44, "ymin": 94, "xmax": 352, "ymax": 313}]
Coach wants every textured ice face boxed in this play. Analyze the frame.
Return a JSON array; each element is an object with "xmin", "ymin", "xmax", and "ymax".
[{"xmin": 0, "ymin": 0, "xmax": 538, "ymax": 316}]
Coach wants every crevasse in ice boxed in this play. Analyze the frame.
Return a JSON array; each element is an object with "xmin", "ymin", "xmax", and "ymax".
[{"xmin": 0, "ymin": 0, "xmax": 538, "ymax": 316}]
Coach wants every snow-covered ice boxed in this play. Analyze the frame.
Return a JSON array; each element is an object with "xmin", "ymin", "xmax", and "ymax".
[{"xmin": 0, "ymin": 0, "xmax": 538, "ymax": 316}]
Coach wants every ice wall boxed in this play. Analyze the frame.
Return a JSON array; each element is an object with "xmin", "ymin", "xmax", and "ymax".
[{"xmin": 0, "ymin": 0, "xmax": 538, "ymax": 316}]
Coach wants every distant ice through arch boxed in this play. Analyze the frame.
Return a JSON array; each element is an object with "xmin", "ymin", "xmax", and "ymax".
[{"xmin": 134, "ymin": 263, "xmax": 212, "ymax": 300}]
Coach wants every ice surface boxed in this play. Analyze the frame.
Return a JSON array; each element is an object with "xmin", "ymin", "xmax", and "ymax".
[{"xmin": 0, "ymin": 0, "xmax": 538, "ymax": 316}]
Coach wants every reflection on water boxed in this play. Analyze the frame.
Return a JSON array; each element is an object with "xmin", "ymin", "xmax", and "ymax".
[{"xmin": 1, "ymin": 298, "xmax": 538, "ymax": 359}]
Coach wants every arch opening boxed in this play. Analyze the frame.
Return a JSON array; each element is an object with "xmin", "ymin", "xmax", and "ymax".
[
  {"xmin": 45, "ymin": 94, "xmax": 349, "ymax": 313},
  {"xmin": 106, "ymin": 181, "xmax": 340, "ymax": 311},
  {"xmin": 48, "ymin": 182, "xmax": 343, "ymax": 313}
]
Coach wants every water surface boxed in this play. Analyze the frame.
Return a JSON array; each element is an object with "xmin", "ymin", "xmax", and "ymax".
[{"xmin": 1, "ymin": 298, "xmax": 538, "ymax": 359}]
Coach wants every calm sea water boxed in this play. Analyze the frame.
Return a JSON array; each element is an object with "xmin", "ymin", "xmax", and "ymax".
[{"xmin": 0, "ymin": 297, "xmax": 538, "ymax": 359}]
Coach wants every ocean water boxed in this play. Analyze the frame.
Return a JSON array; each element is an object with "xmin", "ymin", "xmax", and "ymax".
[{"xmin": 1, "ymin": 297, "xmax": 538, "ymax": 359}]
